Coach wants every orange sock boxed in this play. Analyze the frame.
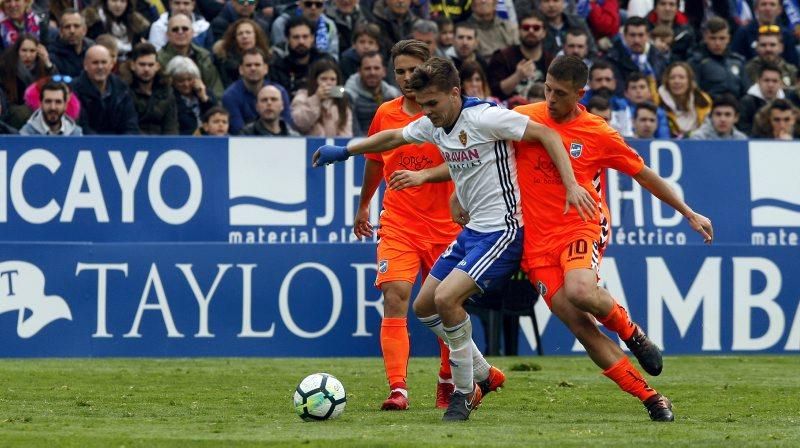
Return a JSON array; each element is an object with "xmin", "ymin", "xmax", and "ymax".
[
  {"xmin": 598, "ymin": 301, "xmax": 636, "ymax": 341},
  {"xmin": 602, "ymin": 357, "xmax": 658, "ymax": 402},
  {"xmin": 381, "ymin": 317, "xmax": 410, "ymax": 389},
  {"xmin": 437, "ymin": 337, "xmax": 452, "ymax": 380}
]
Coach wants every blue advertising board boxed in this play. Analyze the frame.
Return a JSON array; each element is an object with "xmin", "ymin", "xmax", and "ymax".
[{"xmin": 0, "ymin": 136, "xmax": 798, "ymax": 356}]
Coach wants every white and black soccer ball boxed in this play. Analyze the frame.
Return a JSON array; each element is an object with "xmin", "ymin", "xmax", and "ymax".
[{"xmin": 293, "ymin": 373, "xmax": 346, "ymax": 421}]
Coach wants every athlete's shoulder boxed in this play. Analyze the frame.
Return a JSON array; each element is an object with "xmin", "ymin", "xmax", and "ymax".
[
  {"xmin": 513, "ymin": 102, "xmax": 547, "ymax": 120},
  {"xmin": 375, "ymin": 96, "xmax": 405, "ymax": 116}
]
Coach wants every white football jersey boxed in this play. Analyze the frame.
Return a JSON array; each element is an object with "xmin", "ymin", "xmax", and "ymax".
[{"xmin": 402, "ymin": 101, "xmax": 528, "ymax": 233}]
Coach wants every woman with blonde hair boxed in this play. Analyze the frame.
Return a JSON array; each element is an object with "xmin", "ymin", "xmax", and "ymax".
[
  {"xmin": 655, "ymin": 61, "xmax": 712, "ymax": 139},
  {"xmin": 212, "ymin": 18, "xmax": 271, "ymax": 87},
  {"xmin": 291, "ymin": 59, "xmax": 352, "ymax": 137}
]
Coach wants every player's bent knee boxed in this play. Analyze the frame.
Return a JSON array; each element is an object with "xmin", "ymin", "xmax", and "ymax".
[{"xmin": 563, "ymin": 279, "xmax": 598, "ymax": 310}]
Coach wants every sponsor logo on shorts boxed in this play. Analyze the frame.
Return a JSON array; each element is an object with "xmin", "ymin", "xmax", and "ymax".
[
  {"xmin": 569, "ymin": 142, "xmax": 583, "ymax": 158},
  {"xmin": 536, "ymin": 280, "xmax": 547, "ymax": 297},
  {"xmin": 378, "ymin": 260, "xmax": 388, "ymax": 273}
]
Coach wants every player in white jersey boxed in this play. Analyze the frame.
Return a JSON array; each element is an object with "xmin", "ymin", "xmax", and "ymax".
[{"xmin": 313, "ymin": 57, "xmax": 595, "ymax": 421}]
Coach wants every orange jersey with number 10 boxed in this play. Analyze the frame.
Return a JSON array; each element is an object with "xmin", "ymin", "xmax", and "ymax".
[
  {"xmin": 365, "ymin": 96, "xmax": 461, "ymax": 242},
  {"xmin": 513, "ymin": 102, "xmax": 645, "ymax": 266}
]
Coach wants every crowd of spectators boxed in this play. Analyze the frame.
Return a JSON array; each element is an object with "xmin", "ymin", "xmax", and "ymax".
[{"xmin": 0, "ymin": 0, "xmax": 799, "ymax": 139}]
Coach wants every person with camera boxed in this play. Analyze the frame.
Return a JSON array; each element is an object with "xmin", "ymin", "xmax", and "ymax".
[{"xmin": 290, "ymin": 59, "xmax": 352, "ymax": 137}]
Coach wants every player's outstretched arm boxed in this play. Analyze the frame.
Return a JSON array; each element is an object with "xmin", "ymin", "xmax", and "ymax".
[
  {"xmin": 522, "ymin": 121, "xmax": 596, "ymax": 220},
  {"xmin": 354, "ymin": 159, "xmax": 384, "ymax": 238},
  {"xmin": 388, "ymin": 163, "xmax": 451, "ymax": 191},
  {"xmin": 633, "ymin": 166, "xmax": 714, "ymax": 244},
  {"xmin": 312, "ymin": 129, "xmax": 406, "ymax": 167}
]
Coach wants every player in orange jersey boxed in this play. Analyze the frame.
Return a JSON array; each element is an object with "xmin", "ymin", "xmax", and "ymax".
[
  {"xmin": 354, "ymin": 40, "xmax": 462, "ymax": 411},
  {"xmin": 512, "ymin": 55, "xmax": 714, "ymax": 422}
]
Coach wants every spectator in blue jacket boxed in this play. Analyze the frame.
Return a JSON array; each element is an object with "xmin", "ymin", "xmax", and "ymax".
[
  {"xmin": 222, "ymin": 47, "xmax": 292, "ymax": 134},
  {"xmin": 623, "ymin": 72, "xmax": 671, "ymax": 139},
  {"xmin": 579, "ymin": 60, "xmax": 632, "ymax": 136},
  {"xmin": 73, "ymin": 45, "xmax": 140, "ymax": 134},
  {"xmin": 48, "ymin": 9, "xmax": 93, "ymax": 78},
  {"xmin": 731, "ymin": 0, "xmax": 799, "ymax": 65}
]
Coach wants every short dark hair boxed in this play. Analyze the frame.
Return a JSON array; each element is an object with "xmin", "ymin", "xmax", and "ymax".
[
  {"xmin": 758, "ymin": 61, "xmax": 782, "ymax": 78},
  {"xmin": 565, "ymin": 27, "xmax": 588, "ymax": 39},
  {"xmin": 129, "ymin": 42, "xmax": 158, "ymax": 61},
  {"xmin": 408, "ymin": 57, "xmax": 460, "ymax": 93},
  {"xmin": 624, "ymin": 16, "xmax": 649, "ymax": 34},
  {"xmin": 587, "ymin": 95, "xmax": 610, "ymax": 112},
  {"xmin": 391, "ymin": 39, "xmax": 430, "ymax": 64},
  {"xmin": 202, "ymin": 106, "xmax": 229, "ymax": 123},
  {"xmin": 703, "ymin": 16, "xmax": 729, "ymax": 34},
  {"xmin": 589, "ymin": 59, "xmax": 614, "ymax": 77},
  {"xmin": 352, "ymin": 22, "xmax": 381, "ymax": 45},
  {"xmin": 635, "ymin": 101, "xmax": 658, "ymax": 118},
  {"xmin": 712, "ymin": 93, "xmax": 741, "ymax": 112},
  {"xmin": 518, "ymin": 10, "xmax": 546, "ymax": 26},
  {"xmin": 548, "ymin": 55, "xmax": 589, "ymax": 88},
  {"xmin": 359, "ymin": 50, "xmax": 384, "ymax": 67},
  {"xmin": 625, "ymin": 71, "xmax": 648, "ymax": 89},
  {"xmin": 285, "ymin": 15, "xmax": 315, "ymax": 38},
  {"xmin": 40, "ymin": 80, "xmax": 70, "ymax": 102},
  {"xmin": 454, "ymin": 21, "xmax": 477, "ymax": 35},
  {"xmin": 767, "ymin": 98, "xmax": 796, "ymax": 114},
  {"xmin": 240, "ymin": 47, "xmax": 268, "ymax": 65},
  {"xmin": 59, "ymin": 7, "xmax": 84, "ymax": 24}
]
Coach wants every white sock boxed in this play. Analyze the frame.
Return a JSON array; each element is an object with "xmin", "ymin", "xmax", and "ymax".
[
  {"xmin": 420, "ymin": 313, "xmax": 490, "ymax": 381},
  {"xmin": 443, "ymin": 316, "xmax": 475, "ymax": 394}
]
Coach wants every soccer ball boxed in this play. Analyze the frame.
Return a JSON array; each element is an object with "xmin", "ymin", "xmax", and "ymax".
[{"xmin": 293, "ymin": 373, "xmax": 346, "ymax": 421}]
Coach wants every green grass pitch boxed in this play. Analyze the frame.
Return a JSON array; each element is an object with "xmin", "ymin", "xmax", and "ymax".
[{"xmin": 0, "ymin": 356, "xmax": 798, "ymax": 447}]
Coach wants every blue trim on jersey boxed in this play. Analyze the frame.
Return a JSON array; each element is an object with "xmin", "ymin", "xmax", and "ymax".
[
  {"xmin": 429, "ymin": 227, "xmax": 523, "ymax": 293},
  {"xmin": 462, "ymin": 96, "xmax": 497, "ymax": 109}
]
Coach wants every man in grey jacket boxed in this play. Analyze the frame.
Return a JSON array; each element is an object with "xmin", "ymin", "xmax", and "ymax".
[
  {"xmin": 689, "ymin": 94, "xmax": 748, "ymax": 140},
  {"xmin": 20, "ymin": 82, "xmax": 83, "ymax": 136},
  {"xmin": 344, "ymin": 51, "xmax": 400, "ymax": 135}
]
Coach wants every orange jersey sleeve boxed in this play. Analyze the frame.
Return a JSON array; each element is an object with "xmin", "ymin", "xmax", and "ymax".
[
  {"xmin": 361, "ymin": 96, "xmax": 461, "ymax": 242},
  {"xmin": 513, "ymin": 102, "xmax": 644, "ymax": 261}
]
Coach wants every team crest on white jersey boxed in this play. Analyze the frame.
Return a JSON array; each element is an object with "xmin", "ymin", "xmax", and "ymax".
[
  {"xmin": 570, "ymin": 142, "xmax": 583, "ymax": 158},
  {"xmin": 459, "ymin": 130, "xmax": 468, "ymax": 147}
]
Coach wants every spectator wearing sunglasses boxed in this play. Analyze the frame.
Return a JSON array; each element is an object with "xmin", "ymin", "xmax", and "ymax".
[
  {"xmin": 158, "ymin": 13, "xmax": 224, "ymax": 98},
  {"xmin": 20, "ymin": 80, "xmax": 83, "ymax": 135},
  {"xmin": 271, "ymin": 0, "xmax": 339, "ymax": 60},
  {"xmin": 210, "ymin": 0, "xmax": 271, "ymax": 42},
  {"xmin": 488, "ymin": 11, "xmax": 554, "ymax": 100},
  {"xmin": 732, "ymin": 0, "xmax": 799, "ymax": 65},
  {"xmin": 149, "ymin": 0, "xmax": 213, "ymax": 51},
  {"xmin": 48, "ymin": 9, "xmax": 94, "ymax": 78}
]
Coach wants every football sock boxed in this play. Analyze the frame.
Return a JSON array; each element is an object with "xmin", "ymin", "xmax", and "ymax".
[
  {"xmin": 381, "ymin": 317, "xmax": 410, "ymax": 389},
  {"xmin": 443, "ymin": 316, "xmax": 475, "ymax": 394},
  {"xmin": 602, "ymin": 357, "xmax": 658, "ymax": 402},
  {"xmin": 419, "ymin": 314, "xmax": 487, "ymax": 380},
  {"xmin": 437, "ymin": 337, "xmax": 452, "ymax": 380},
  {"xmin": 597, "ymin": 301, "xmax": 636, "ymax": 341}
]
